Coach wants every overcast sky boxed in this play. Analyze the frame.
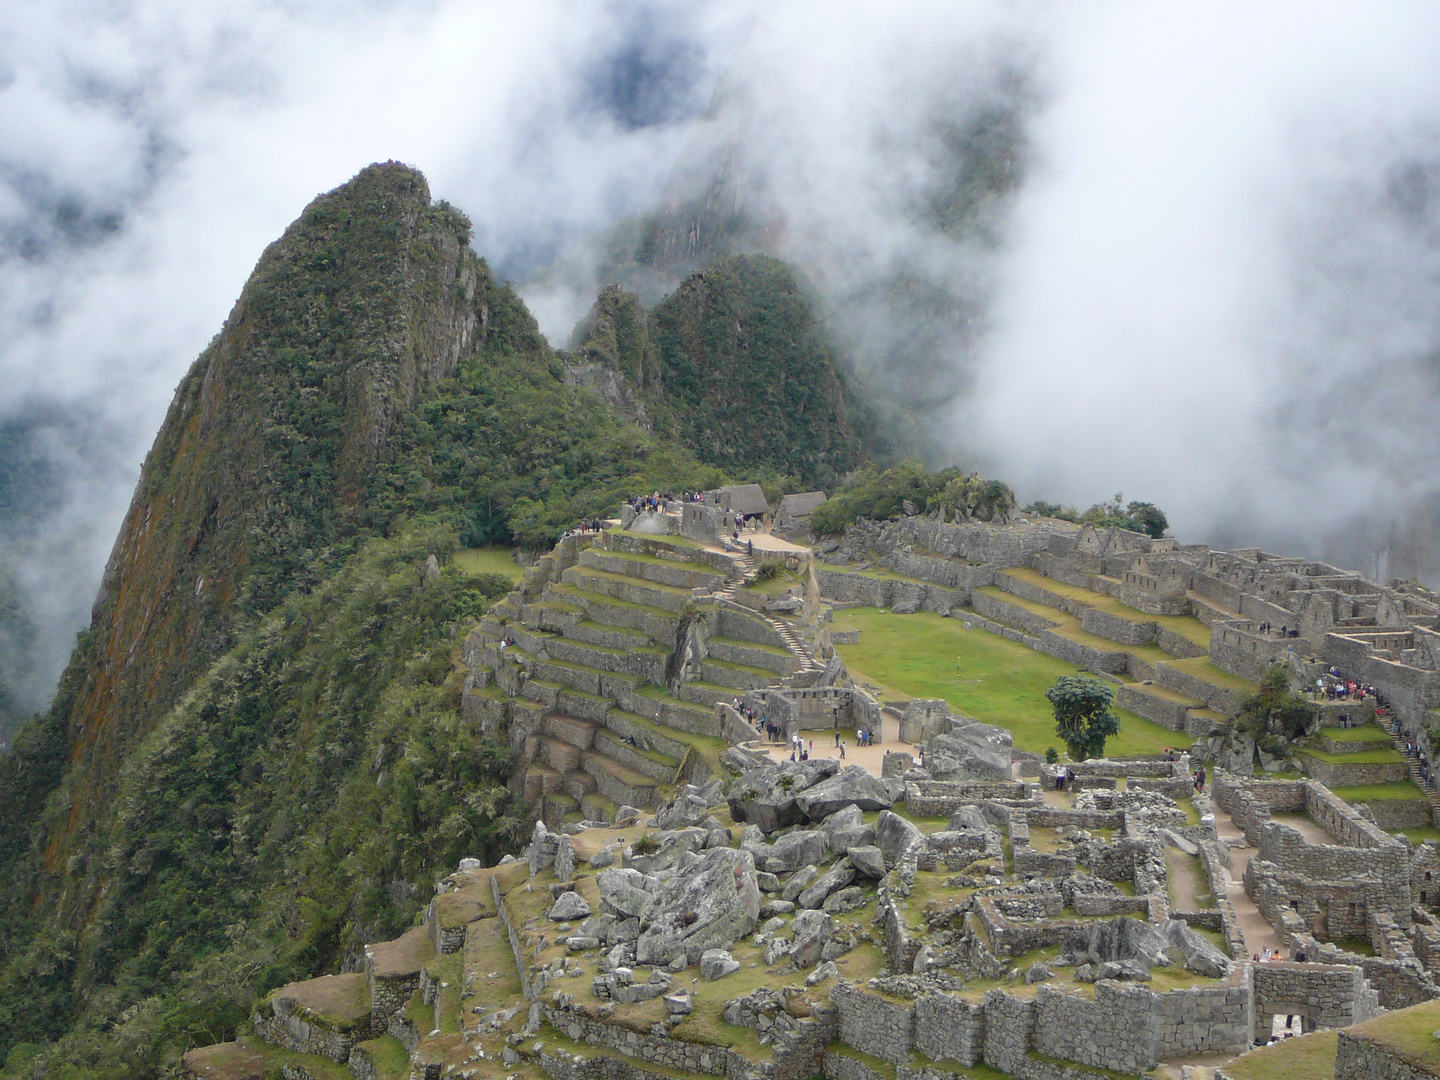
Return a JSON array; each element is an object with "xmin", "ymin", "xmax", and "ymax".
[{"xmin": 5, "ymin": 1, "xmax": 1440, "ymax": 710}]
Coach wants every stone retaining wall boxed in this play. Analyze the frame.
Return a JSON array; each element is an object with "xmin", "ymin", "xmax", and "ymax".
[
  {"xmin": 1301, "ymin": 753, "xmax": 1410, "ymax": 788},
  {"xmin": 831, "ymin": 982, "xmax": 914, "ymax": 1066},
  {"xmin": 913, "ymin": 992, "xmax": 985, "ymax": 1066},
  {"xmin": 1335, "ymin": 1028, "xmax": 1437, "ymax": 1080}
]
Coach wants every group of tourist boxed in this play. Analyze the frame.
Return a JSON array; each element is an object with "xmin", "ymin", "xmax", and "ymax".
[
  {"xmin": 1255, "ymin": 621, "xmax": 1301, "ymax": 639},
  {"xmin": 1316, "ymin": 667, "xmax": 1378, "ymax": 702}
]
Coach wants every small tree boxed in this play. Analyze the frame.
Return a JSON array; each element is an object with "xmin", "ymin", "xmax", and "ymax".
[
  {"xmin": 1236, "ymin": 664, "xmax": 1315, "ymax": 743},
  {"xmin": 1046, "ymin": 676, "xmax": 1120, "ymax": 761}
]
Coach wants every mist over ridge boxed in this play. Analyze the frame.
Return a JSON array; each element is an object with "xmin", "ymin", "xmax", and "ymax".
[{"xmin": 4, "ymin": 0, "xmax": 1440, "ymax": 728}]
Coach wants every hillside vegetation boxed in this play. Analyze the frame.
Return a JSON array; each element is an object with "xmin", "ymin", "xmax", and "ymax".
[{"xmin": 0, "ymin": 163, "xmax": 819, "ymax": 1077}]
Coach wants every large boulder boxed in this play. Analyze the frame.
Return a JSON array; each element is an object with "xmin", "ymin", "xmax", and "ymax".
[
  {"xmin": 752, "ymin": 829, "xmax": 830, "ymax": 874},
  {"xmin": 789, "ymin": 909, "xmax": 834, "ymax": 968},
  {"xmin": 797, "ymin": 859, "xmax": 855, "ymax": 910},
  {"xmin": 625, "ymin": 828, "xmax": 708, "ymax": 874},
  {"xmin": 1062, "ymin": 916, "xmax": 1231, "ymax": 978},
  {"xmin": 926, "ymin": 726, "xmax": 1012, "ymax": 782},
  {"xmin": 820, "ymin": 804, "xmax": 876, "ymax": 852},
  {"xmin": 597, "ymin": 868, "xmax": 658, "ymax": 919},
  {"xmin": 635, "ymin": 848, "xmax": 762, "ymax": 967},
  {"xmin": 728, "ymin": 759, "xmax": 839, "ymax": 833},
  {"xmin": 795, "ymin": 765, "xmax": 895, "ymax": 820},
  {"xmin": 875, "ymin": 810, "xmax": 924, "ymax": 867},
  {"xmin": 548, "ymin": 891, "xmax": 592, "ymax": 921},
  {"xmin": 1160, "ymin": 919, "xmax": 1232, "ymax": 978},
  {"xmin": 848, "ymin": 846, "xmax": 887, "ymax": 880}
]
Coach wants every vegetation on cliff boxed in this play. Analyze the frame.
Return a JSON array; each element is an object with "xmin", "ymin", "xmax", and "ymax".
[
  {"xmin": 570, "ymin": 257, "xmax": 877, "ymax": 492},
  {"xmin": 0, "ymin": 526, "xmax": 513, "ymax": 1075},
  {"xmin": 0, "ymin": 163, "xmax": 729, "ymax": 1077},
  {"xmin": 808, "ymin": 459, "xmax": 1015, "ymax": 535}
]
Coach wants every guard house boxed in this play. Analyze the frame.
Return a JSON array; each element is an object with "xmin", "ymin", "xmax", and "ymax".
[
  {"xmin": 774, "ymin": 491, "xmax": 827, "ymax": 534},
  {"xmin": 709, "ymin": 484, "xmax": 771, "ymax": 525}
]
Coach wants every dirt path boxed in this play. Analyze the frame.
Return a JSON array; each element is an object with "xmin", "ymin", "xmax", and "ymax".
[
  {"xmin": 1207, "ymin": 797, "xmax": 1286, "ymax": 959},
  {"xmin": 1166, "ymin": 846, "xmax": 1203, "ymax": 912}
]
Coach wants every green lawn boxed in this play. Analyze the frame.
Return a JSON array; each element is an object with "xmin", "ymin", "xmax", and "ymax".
[
  {"xmin": 1396, "ymin": 825, "xmax": 1440, "ymax": 845},
  {"xmin": 452, "ymin": 546, "xmax": 524, "ymax": 582},
  {"xmin": 1221, "ymin": 1029, "xmax": 1336, "ymax": 1080},
  {"xmin": 830, "ymin": 607, "xmax": 1177, "ymax": 756}
]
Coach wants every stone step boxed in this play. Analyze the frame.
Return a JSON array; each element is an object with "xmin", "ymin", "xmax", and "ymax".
[
  {"xmin": 595, "ymin": 727, "xmax": 681, "ymax": 783},
  {"xmin": 546, "ymin": 584, "xmax": 680, "ymax": 646},
  {"xmin": 563, "ymin": 769, "xmax": 598, "ymax": 800},
  {"xmin": 538, "ymin": 735, "xmax": 583, "ymax": 773},
  {"xmin": 521, "ymin": 764, "xmax": 562, "ymax": 804},
  {"xmin": 560, "ymin": 566, "xmax": 694, "ymax": 614},
  {"xmin": 580, "ymin": 547, "xmax": 728, "ymax": 591},
  {"xmin": 699, "ymin": 657, "xmax": 778, "ymax": 691},
  {"xmin": 542, "ymin": 713, "xmax": 598, "ymax": 749},
  {"xmin": 581, "ymin": 749, "xmax": 659, "ymax": 808},
  {"xmin": 252, "ymin": 972, "xmax": 374, "ymax": 1062}
]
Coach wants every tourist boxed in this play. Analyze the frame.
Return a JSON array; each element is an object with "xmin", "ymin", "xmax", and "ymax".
[
  {"xmin": 839, "ymin": 740, "xmax": 846, "ymax": 760},
  {"xmin": 1194, "ymin": 765, "xmax": 1206, "ymax": 794}
]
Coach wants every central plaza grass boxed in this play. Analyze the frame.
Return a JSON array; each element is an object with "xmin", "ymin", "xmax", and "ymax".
[
  {"xmin": 1221, "ymin": 1029, "xmax": 1336, "ymax": 1080},
  {"xmin": 830, "ymin": 607, "xmax": 1177, "ymax": 756}
]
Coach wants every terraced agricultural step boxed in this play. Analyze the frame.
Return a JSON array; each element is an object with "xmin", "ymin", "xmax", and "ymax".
[
  {"xmin": 560, "ymin": 566, "xmax": 694, "ymax": 614},
  {"xmin": 545, "ymin": 635, "xmax": 668, "ymax": 682},
  {"xmin": 542, "ymin": 790, "xmax": 580, "ymax": 827},
  {"xmin": 601, "ymin": 709, "xmax": 693, "ymax": 763},
  {"xmin": 582, "ymin": 791, "xmax": 619, "ymax": 822},
  {"xmin": 705, "ymin": 634, "xmax": 797, "ymax": 675},
  {"xmin": 542, "ymin": 714, "xmax": 598, "ymax": 749},
  {"xmin": 579, "ymin": 547, "xmax": 729, "ymax": 590},
  {"xmin": 595, "ymin": 727, "xmax": 681, "ymax": 782},
  {"xmin": 538, "ymin": 735, "xmax": 583, "ymax": 773},
  {"xmin": 673, "ymin": 679, "xmax": 735, "ymax": 708},
  {"xmin": 563, "ymin": 769, "xmax": 598, "ymax": 800},
  {"xmin": 546, "ymin": 583, "xmax": 681, "ymax": 646},
  {"xmin": 521, "ymin": 678, "xmax": 565, "ymax": 709},
  {"xmin": 253, "ymin": 972, "xmax": 374, "ymax": 1062},
  {"xmin": 1116, "ymin": 682, "xmax": 1205, "ymax": 734},
  {"xmin": 521, "ymin": 764, "xmax": 562, "ymax": 803},
  {"xmin": 581, "ymin": 749, "xmax": 659, "ymax": 807},
  {"xmin": 364, "ymin": 926, "xmax": 434, "ymax": 1024},
  {"xmin": 700, "ymin": 657, "xmax": 779, "ymax": 691},
  {"xmin": 562, "ymin": 618, "xmax": 655, "ymax": 651}
]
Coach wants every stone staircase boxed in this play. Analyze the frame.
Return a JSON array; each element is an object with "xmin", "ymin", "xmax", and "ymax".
[{"xmin": 1383, "ymin": 716, "xmax": 1440, "ymax": 815}]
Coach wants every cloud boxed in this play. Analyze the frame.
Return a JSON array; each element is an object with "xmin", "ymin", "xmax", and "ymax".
[
  {"xmin": 7, "ymin": 0, "xmax": 1440, "ymax": 718},
  {"xmin": 0, "ymin": 0, "xmax": 748, "ymax": 717},
  {"xmin": 958, "ymin": 2, "xmax": 1440, "ymax": 576}
]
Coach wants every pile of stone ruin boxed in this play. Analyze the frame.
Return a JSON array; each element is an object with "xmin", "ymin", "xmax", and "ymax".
[
  {"xmin": 180, "ymin": 514, "xmax": 1440, "ymax": 1080},
  {"xmin": 184, "ymin": 738, "xmax": 1440, "ymax": 1080}
]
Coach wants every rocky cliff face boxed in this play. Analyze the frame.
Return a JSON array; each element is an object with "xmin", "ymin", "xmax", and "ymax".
[
  {"xmin": 53, "ymin": 164, "xmax": 487, "ymax": 885},
  {"xmin": 650, "ymin": 254, "xmax": 868, "ymax": 489}
]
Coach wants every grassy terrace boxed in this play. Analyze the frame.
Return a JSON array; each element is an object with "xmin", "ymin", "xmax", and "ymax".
[
  {"xmin": 1319, "ymin": 723, "xmax": 1391, "ymax": 743},
  {"xmin": 1221, "ymin": 1029, "xmax": 1337, "ymax": 1080},
  {"xmin": 830, "ymin": 607, "xmax": 1176, "ymax": 756},
  {"xmin": 1301, "ymin": 746, "xmax": 1404, "ymax": 765},
  {"xmin": 453, "ymin": 545, "xmax": 525, "ymax": 582},
  {"xmin": 593, "ymin": 548, "xmax": 727, "ymax": 577},
  {"xmin": 1160, "ymin": 656, "xmax": 1258, "ymax": 695},
  {"xmin": 1331, "ymin": 782, "xmax": 1428, "ymax": 802},
  {"xmin": 1344, "ymin": 999, "xmax": 1440, "ymax": 1075},
  {"xmin": 999, "ymin": 566, "xmax": 1213, "ymax": 648}
]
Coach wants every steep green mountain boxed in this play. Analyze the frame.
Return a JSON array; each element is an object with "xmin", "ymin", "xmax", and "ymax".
[
  {"xmin": 0, "ymin": 162, "xmax": 734, "ymax": 1076},
  {"xmin": 570, "ymin": 255, "xmax": 872, "ymax": 490}
]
